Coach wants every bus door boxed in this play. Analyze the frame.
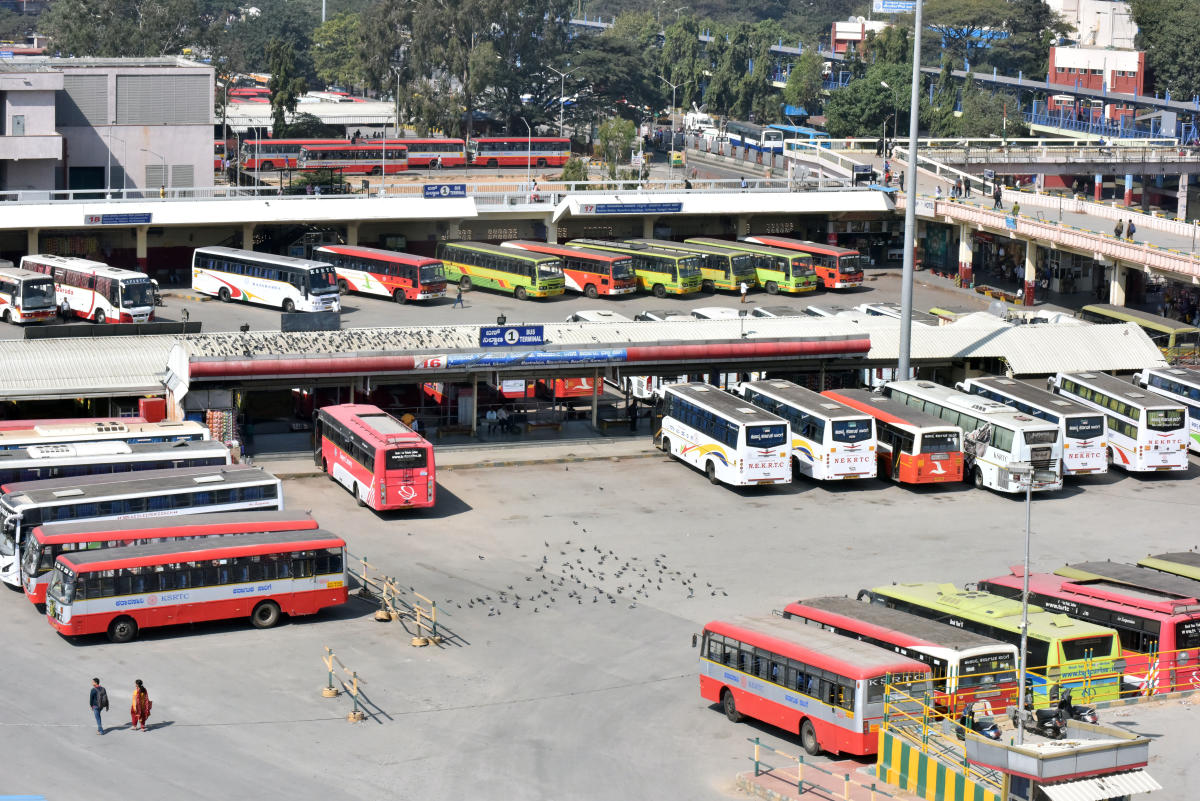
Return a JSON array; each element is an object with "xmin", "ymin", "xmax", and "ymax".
[
  {"xmin": 312, "ymin": 417, "xmax": 324, "ymax": 466},
  {"xmin": 291, "ymin": 550, "xmax": 318, "ymax": 612}
]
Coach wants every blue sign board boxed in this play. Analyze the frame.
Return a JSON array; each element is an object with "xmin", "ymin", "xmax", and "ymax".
[
  {"xmin": 84, "ymin": 213, "xmax": 153, "ymax": 225},
  {"xmin": 0, "ymin": 51, "xmax": 13, "ymax": 59},
  {"xmin": 423, "ymin": 184, "xmax": 467, "ymax": 199},
  {"xmin": 479, "ymin": 325, "xmax": 545, "ymax": 347},
  {"xmin": 872, "ymin": 0, "xmax": 916, "ymax": 11},
  {"xmin": 589, "ymin": 203, "xmax": 683, "ymax": 215}
]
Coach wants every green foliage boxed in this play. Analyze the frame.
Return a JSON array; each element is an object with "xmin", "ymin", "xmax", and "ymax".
[
  {"xmin": 597, "ymin": 117, "xmax": 636, "ymax": 178},
  {"xmin": 268, "ymin": 40, "xmax": 307, "ymax": 136},
  {"xmin": 214, "ymin": 0, "xmax": 320, "ymax": 83},
  {"xmin": 783, "ymin": 48, "xmax": 825, "ymax": 113},
  {"xmin": 660, "ymin": 15, "xmax": 706, "ymax": 110},
  {"xmin": 312, "ymin": 13, "xmax": 366, "ymax": 90},
  {"xmin": 571, "ymin": 13, "xmax": 661, "ymax": 127},
  {"xmin": 559, "ymin": 156, "xmax": 589, "ymax": 183},
  {"xmin": 1132, "ymin": 0, "xmax": 1200, "ymax": 97},
  {"xmin": 0, "ymin": 8, "xmax": 30, "ymax": 41},
  {"xmin": 922, "ymin": 0, "xmax": 1008, "ymax": 69},
  {"xmin": 993, "ymin": 0, "xmax": 1071, "ymax": 79},
  {"xmin": 823, "ymin": 62, "xmax": 912, "ymax": 139},
  {"xmin": 276, "ymin": 112, "xmax": 342, "ymax": 139},
  {"xmin": 862, "ymin": 26, "xmax": 910, "ymax": 66},
  {"xmin": 42, "ymin": 0, "xmax": 233, "ymax": 57},
  {"xmin": 703, "ymin": 21, "xmax": 782, "ymax": 121}
]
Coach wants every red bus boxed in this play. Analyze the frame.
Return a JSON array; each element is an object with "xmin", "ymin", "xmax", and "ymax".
[
  {"xmin": 743, "ymin": 236, "xmax": 865, "ymax": 289},
  {"xmin": 978, "ymin": 562, "xmax": 1200, "ymax": 697},
  {"xmin": 314, "ymin": 404, "xmax": 436, "ymax": 510},
  {"xmin": 46, "ymin": 529, "xmax": 348, "ymax": 643},
  {"xmin": 470, "ymin": 137, "xmax": 571, "ymax": 168},
  {"xmin": 700, "ymin": 616, "xmax": 931, "ymax": 757},
  {"xmin": 22, "ymin": 510, "xmax": 318, "ymax": 605},
  {"xmin": 297, "ymin": 142, "xmax": 408, "ymax": 174},
  {"xmin": 315, "ymin": 245, "xmax": 447, "ymax": 303},
  {"xmin": 239, "ymin": 139, "xmax": 348, "ymax": 170},
  {"xmin": 386, "ymin": 138, "xmax": 467, "ymax": 168},
  {"xmin": 821, "ymin": 388, "xmax": 963, "ymax": 483},
  {"xmin": 782, "ymin": 597, "xmax": 1018, "ymax": 715},
  {"xmin": 501, "ymin": 241, "xmax": 638, "ymax": 298}
]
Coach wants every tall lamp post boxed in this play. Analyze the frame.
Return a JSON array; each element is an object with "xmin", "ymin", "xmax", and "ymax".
[
  {"xmin": 880, "ymin": 81, "xmax": 899, "ymax": 144},
  {"xmin": 140, "ymin": 147, "xmax": 166, "ymax": 195},
  {"xmin": 897, "ymin": 0, "xmax": 925, "ymax": 380},
  {"xmin": 547, "ymin": 65, "xmax": 577, "ymax": 138},
  {"xmin": 520, "ymin": 116, "xmax": 532, "ymax": 189},
  {"xmin": 657, "ymin": 74, "xmax": 692, "ymax": 185},
  {"xmin": 106, "ymin": 134, "xmax": 127, "ymax": 198}
]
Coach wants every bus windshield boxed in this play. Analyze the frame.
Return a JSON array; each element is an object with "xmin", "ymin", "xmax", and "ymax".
[
  {"xmin": 419, "ymin": 263, "xmax": 445, "ymax": 285},
  {"xmin": 838, "ymin": 255, "xmax": 864, "ymax": 274},
  {"xmin": 121, "ymin": 281, "xmax": 154, "ymax": 308},
  {"xmin": 678, "ymin": 256, "xmax": 703, "ymax": 278},
  {"xmin": 537, "ymin": 260, "xmax": 564, "ymax": 280},
  {"xmin": 919, "ymin": 432, "xmax": 959, "ymax": 453},
  {"xmin": 1065, "ymin": 416, "xmax": 1104, "ymax": 438},
  {"xmin": 1060, "ymin": 635, "xmax": 1113, "ymax": 661},
  {"xmin": 22, "ymin": 279, "xmax": 56, "ymax": 308},
  {"xmin": 731, "ymin": 254, "xmax": 756, "ymax": 276},
  {"xmin": 789, "ymin": 257, "xmax": 813, "ymax": 277},
  {"xmin": 1147, "ymin": 409, "xmax": 1184, "ymax": 431},
  {"xmin": 47, "ymin": 567, "xmax": 73, "ymax": 603},
  {"xmin": 832, "ymin": 419, "xmax": 873, "ymax": 443},
  {"xmin": 1176, "ymin": 620, "xmax": 1200, "ymax": 650},
  {"xmin": 1023, "ymin": 430, "xmax": 1058, "ymax": 445},
  {"xmin": 958, "ymin": 653, "xmax": 1016, "ymax": 687},
  {"xmin": 746, "ymin": 424, "xmax": 788, "ymax": 448},
  {"xmin": 308, "ymin": 266, "xmax": 339, "ymax": 294},
  {"xmin": 611, "ymin": 259, "xmax": 635, "ymax": 280}
]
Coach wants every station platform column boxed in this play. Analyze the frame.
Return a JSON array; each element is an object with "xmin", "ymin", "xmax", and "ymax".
[
  {"xmin": 545, "ymin": 214, "xmax": 557, "ymax": 244},
  {"xmin": 642, "ymin": 216, "xmax": 657, "ymax": 238},
  {"xmin": 346, "ymin": 222, "xmax": 359, "ymax": 247},
  {"xmin": 136, "ymin": 226, "xmax": 149, "ymax": 272},
  {"xmin": 241, "ymin": 223, "xmax": 256, "ymax": 250},
  {"xmin": 958, "ymin": 224, "xmax": 973, "ymax": 287},
  {"xmin": 1095, "ymin": 173, "xmax": 1103, "ymax": 202},
  {"xmin": 1109, "ymin": 261, "xmax": 1127, "ymax": 307},
  {"xmin": 1179, "ymin": 174, "xmax": 1190, "ymax": 220},
  {"xmin": 736, "ymin": 215, "xmax": 751, "ymax": 238},
  {"xmin": 26, "ymin": 228, "xmax": 38, "ymax": 255},
  {"xmin": 1023, "ymin": 238, "xmax": 1037, "ymax": 306}
]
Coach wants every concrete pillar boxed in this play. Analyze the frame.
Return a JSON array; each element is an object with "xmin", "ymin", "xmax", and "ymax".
[
  {"xmin": 1094, "ymin": 173, "xmax": 1103, "ymax": 202},
  {"xmin": 642, "ymin": 215, "xmax": 657, "ymax": 238},
  {"xmin": 1124, "ymin": 174, "xmax": 1134, "ymax": 207},
  {"xmin": 135, "ymin": 226, "xmax": 149, "ymax": 272},
  {"xmin": 346, "ymin": 222, "xmax": 359, "ymax": 247},
  {"xmin": 958, "ymin": 224, "xmax": 974, "ymax": 287},
  {"xmin": 1179, "ymin": 173, "xmax": 1190, "ymax": 220},
  {"xmin": 590, "ymin": 368, "xmax": 600, "ymax": 429},
  {"xmin": 735, "ymin": 214, "xmax": 751, "ymax": 238},
  {"xmin": 26, "ymin": 228, "xmax": 38, "ymax": 255},
  {"xmin": 470, "ymin": 375, "xmax": 478, "ymax": 436},
  {"xmin": 1023, "ymin": 239, "xmax": 1037, "ymax": 306},
  {"xmin": 545, "ymin": 214, "xmax": 557, "ymax": 244},
  {"xmin": 1109, "ymin": 261, "xmax": 1127, "ymax": 306},
  {"xmin": 241, "ymin": 223, "xmax": 256, "ymax": 250}
]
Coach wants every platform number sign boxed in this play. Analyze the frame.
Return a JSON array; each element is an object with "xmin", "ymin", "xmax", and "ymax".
[{"xmin": 480, "ymin": 325, "xmax": 545, "ymax": 347}]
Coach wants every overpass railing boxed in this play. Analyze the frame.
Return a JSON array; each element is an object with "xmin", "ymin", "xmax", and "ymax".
[{"xmin": 894, "ymin": 145, "xmax": 1200, "ymax": 168}]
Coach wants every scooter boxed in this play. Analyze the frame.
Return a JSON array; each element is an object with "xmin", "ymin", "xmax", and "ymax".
[
  {"xmin": 1059, "ymin": 688, "xmax": 1098, "ymax": 724},
  {"xmin": 151, "ymin": 279, "xmax": 165, "ymax": 307},
  {"xmin": 1011, "ymin": 700, "xmax": 1067, "ymax": 740},
  {"xmin": 955, "ymin": 711, "xmax": 1001, "ymax": 741}
]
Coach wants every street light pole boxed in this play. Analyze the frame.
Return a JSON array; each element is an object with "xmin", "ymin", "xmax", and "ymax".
[
  {"xmin": 1009, "ymin": 461, "xmax": 1034, "ymax": 745},
  {"xmin": 657, "ymin": 75, "xmax": 692, "ymax": 186},
  {"xmin": 140, "ymin": 147, "xmax": 166, "ymax": 195},
  {"xmin": 520, "ymin": 116, "xmax": 532, "ymax": 189},
  {"xmin": 897, "ymin": 0, "xmax": 924, "ymax": 380},
  {"xmin": 547, "ymin": 65, "xmax": 577, "ymax": 138}
]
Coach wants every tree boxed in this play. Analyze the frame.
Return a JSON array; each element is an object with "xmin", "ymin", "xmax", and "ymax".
[
  {"xmin": 994, "ymin": 0, "xmax": 1070, "ymax": 79},
  {"xmin": 1132, "ymin": 0, "xmax": 1200, "ymax": 98},
  {"xmin": 42, "ymin": 0, "xmax": 233, "ymax": 57},
  {"xmin": 570, "ymin": 13, "xmax": 661, "ymax": 130},
  {"xmin": 660, "ymin": 15, "xmax": 706, "ymax": 110},
  {"xmin": 862, "ymin": 25, "xmax": 910, "ymax": 66},
  {"xmin": 276, "ymin": 112, "xmax": 342, "ymax": 138},
  {"xmin": 597, "ymin": 117, "xmax": 635, "ymax": 178},
  {"xmin": 214, "ymin": 0, "xmax": 320, "ymax": 83},
  {"xmin": 823, "ymin": 62, "xmax": 914, "ymax": 139},
  {"xmin": 922, "ymin": 0, "xmax": 1009, "ymax": 70},
  {"xmin": 312, "ymin": 12, "xmax": 366, "ymax": 91},
  {"xmin": 268, "ymin": 40, "xmax": 307, "ymax": 136},
  {"xmin": 783, "ymin": 47, "xmax": 825, "ymax": 114}
]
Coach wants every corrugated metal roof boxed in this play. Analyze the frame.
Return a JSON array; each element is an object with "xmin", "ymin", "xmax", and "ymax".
[
  {"xmin": 1040, "ymin": 769, "xmax": 1161, "ymax": 801},
  {"xmin": 0, "ymin": 337, "xmax": 173, "ymax": 399}
]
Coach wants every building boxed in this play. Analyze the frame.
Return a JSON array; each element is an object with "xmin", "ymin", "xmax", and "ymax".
[
  {"xmin": 1047, "ymin": 46, "xmax": 1143, "ymax": 121},
  {"xmin": 830, "ymin": 18, "xmax": 891, "ymax": 55},
  {"xmin": 1046, "ymin": 0, "xmax": 1137, "ymax": 49},
  {"xmin": 1, "ymin": 56, "xmax": 214, "ymax": 196}
]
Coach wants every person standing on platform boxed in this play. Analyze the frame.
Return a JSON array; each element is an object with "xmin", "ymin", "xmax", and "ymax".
[{"xmin": 89, "ymin": 678, "xmax": 109, "ymax": 735}]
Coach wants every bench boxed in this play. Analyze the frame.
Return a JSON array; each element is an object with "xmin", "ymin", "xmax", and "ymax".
[
  {"xmin": 524, "ymin": 419, "xmax": 563, "ymax": 433},
  {"xmin": 596, "ymin": 416, "xmax": 632, "ymax": 431},
  {"xmin": 435, "ymin": 424, "xmax": 473, "ymax": 440}
]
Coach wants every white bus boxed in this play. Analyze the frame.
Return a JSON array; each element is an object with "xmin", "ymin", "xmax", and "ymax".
[
  {"xmin": 1134, "ymin": 367, "xmax": 1200, "ymax": 454},
  {"xmin": 736, "ymin": 379, "xmax": 876, "ymax": 481},
  {"xmin": 0, "ymin": 265, "xmax": 57, "ymax": 324},
  {"xmin": 0, "ymin": 420, "xmax": 209, "ymax": 452},
  {"xmin": 884, "ymin": 380, "xmax": 1063, "ymax": 493},
  {"xmin": 653, "ymin": 383, "xmax": 791, "ymax": 486},
  {"xmin": 0, "ymin": 464, "xmax": 282, "ymax": 587},
  {"xmin": 191, "ymin": 246, "xmax": 340, "ymax": 313},
  {"xmin": 1050, "ymin": 372, "xmax": 1189, "ymax": 472},
  {"xmin": 20, "ymin": 255, "xmax": 154, "ymax": 324},
  {"xmin": 853, "ymin": 302, "xmax": 939, "ymax": 327},
  {"xmin": 956, "ymin": 376, "xmax": 1108, "ymax": 476},
  {"xmin": 0, "ymin": 440, "xmax": 230, "ymax": 487}
]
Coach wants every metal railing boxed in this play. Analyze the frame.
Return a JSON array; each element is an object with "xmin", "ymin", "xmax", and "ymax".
[{"xmin": 745, "ymin": 737, "xmax": 897, "ymax": 801}]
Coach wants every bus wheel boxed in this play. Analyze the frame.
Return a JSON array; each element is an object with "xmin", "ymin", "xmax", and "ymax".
[
  {"xmin": 702, "ymin": 280, "xmax": 714, "ymax": 294},
  {"xmin": 765, "ymin": 281, "xmax": 779, "ymax": 295},
  {"xmin": 536, "ymin": 158, "xmax": 547, "ymax": 168},
  {"xmin": 706, "ymin": 461, "xmax": 719, "ymax": 485},
  {"xmin": 370, "ymin": 166, "xmax": 381, "ymax": 176},
  {"xmin": 93, "ymin": 309, "xmax": 107, "ymax": 324},
  {"xmin": 1, "ymin": 309, "xmax": 10, "ymax": 324},
  {"xmin": 355, "ymin": 483, "xmax": 367, "ymax": 507},
  {"xmin": 722, "ymin": 689, "xmax": 743, "ymax": 722},
  {"xmin": 653, "ymin": 284, "xmax": 667, "ymax": 298},
  {"xmin": 792, "ymin": 457, "xmax": 804, "ymax": 481},
  {"xmin": 392, "ymin": 288, "xmax": 407, "ymax": 304},
  {"xmin": 973, "ymin": 468, "xmax": 984, "ymax": 489},
  {"xmin": 218, "ymin": 287, "xmax": 232, "ymax": 302},
  {"xmin": 801, "ymin": 720, "xmax": 820, "ymax": 756},
  {"xmin": 515, "ymin": 286, "xmax": 528, "ymax": 301},
  {"xmin": 1106, "ymin": 447, "xmax": 1114, "ymax": 466},
  {"xmin": 338, "ymin": 279, "xmax": 349, "ymax": 293},
  {"xmin": 585, "ymin": 284, "xmax": 599, "ymax": 299},
  {"xmin": 659, "ymin": 436, "xmax": 671, "ymax": 455},
  {"xmin": 460, "ymin": 276, "xmax": 472, "ymax": 291},
  {"xmin": 251, "ymin": 600, "xmax": 281, "ymax": 629},
  {"xmin": 282, "ymin": 298, "xmax": 296, "ymax": 313},
  {"xmin": 107, "ymin": 616, "xmax": 138, "ymax": 644},
  {"xmin": 486, "ymin": 159, "xmax": 498, "ymax": 169},
  {"xmin": 261, "ymin": 161, "xmax": 275, "ymax": 171}
]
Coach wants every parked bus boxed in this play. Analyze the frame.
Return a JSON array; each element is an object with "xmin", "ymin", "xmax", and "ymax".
[
  {"xmin": 1078, "ymin": 304, "xmax": 1199, "ymax": 362},
  {"xmin": 741, "ymin": 236, "xmax": 865, "ymax": 289},
  {"xmin": 314, "ymin": 244, "xmax": 446, "ymax": 304},
  {"xmin": 296, "ymin": 142, "xmax": 408, "ymax": 174},
  {"xmin": 883, "ymin": 380, "xmax": 1063, "ymax": 493},
  {"xmin": 724, "ymin": 120, "xmax": 785, "ymax": 154},
  {"xmin": 1134, "ymin": 367, "xmax": 1200, "ymax": 454},
  {"xmin": 1140, "ymin": 552, "xmax": 1200, "ymax": 583},
  {"xmin": 782, "ymin": 597, "xmax": 1018, "ymax": 714},
  {"xmin": 191, "ymin": 246, "xmax": 341, "ymax": 312},
  {"xmin": 980, "ymin": 562, "xmax": 1200, "ymax": 697},
  {"xmin": 737, "ymin": 379, "xmax": 877, "ymax": 481},
  {"xmin": 0, "ymin": 420, "xmax": 208, "ymax": 452},
  {"xmin": 46, "ymin": 529, "xmax": 348, "ymax": 642},
  {"xmin": 501, "ymin": 241, "xmax": 637, "ymax": 298},
  {"xmin": 0, "ymin": 440, "xmax": 229, "ymax": 487},
  {"xmin": 0, "ymin": 265, "xmax": 57, "ymax": 324},
  {"xmin": 1049, "ymin": 371, "xmax": 1188, "ymax": 472},
  {"xmin": 314, "ymin": 404, "xmax": 436, "ymax": 510},
  {"xmin": 385, "ymin": 137, "xmax": 467, "ymax": 168},
  {"xmin": 21, "ymin": 255, "xmax": 155, "ymax": 324},
  {"xmin": 436, "ymin": 241, "xmax": 565, "ymax": 300},
  {"xmin": 653, "ymin": 383, "xmax": 791, "ymax": 486},
  {"xmin": 22, "ymin": 510, "xmax": 317, "ymax": 605},
  {"xmin": 854, "ymin": 302, "xmax": 940, "ymax": 327},
  {"xmin": 699, "ymin": 616, "xmax": 932, "ymax": 756},
  {"xmin": 820, "ymin": 388, "xmax": 963, "ymax": 484},
  {"xmin": 469, "ymin": 137, "xmax": 571, "ymax": 168},
  {"xmin": 956, "ymin": 376, "xmax": 1108, "ymax": 476},
  {"xmin": 0, "ymin": 464, "xmax": 282, "ymax": 587},
  {"xmin": 861, "ymin": 582, "xmax": 1125, "ymax": 705},
  {"xmin": 625, "ymin": 239, "xmax": 758, "ymax": 294},
  {"xmin": 566, "ymin": 239, "xmax": 702, "ymax": 297},
  {"xmin": 239, "ymin": 138, "xmax": 348, "ymax": 170},
  {"xmin": 683, "ymin": 238, "xmax": 819, "ymax": 295}
]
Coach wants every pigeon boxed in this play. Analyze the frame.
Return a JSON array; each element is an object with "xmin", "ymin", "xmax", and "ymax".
[{"xmin": 478, "ymin": 555, "xmax": 485, "ymax": 560}]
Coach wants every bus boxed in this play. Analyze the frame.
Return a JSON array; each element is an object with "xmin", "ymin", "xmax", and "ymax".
[
  {"xmin": 469, "ymin": 137, "xmax": 571, "ymax": 168},
  {"xmin": 239, "ymin": 139, "xmax": 348, "ymax": 170},
  {"xmin": 741, "ymin": 236, "xmax": 865, "ymax": 289},
  {"xmin": 956, "ymin": 376, "xmax": 1108, "ymax": 476},
  {"xmin": 770, "ymin": 124, "xmax": 832, "ymax": 148},
  {"xmin": 625, "ymin": 239, "xmax": 758, "ymax": 294},
  {"xmin": 385, "ymin": 137, "xmax": 467, "ymax": 168},
  {"xmin": 21, "ymin": 510, "xmax": 318, "ymax": 605},
  {"xmin": 854, "ymin": 302, "xmax": 940, "ymax": 328},
  {"xmin": 45, "ymin": 529, "xmax": 348, "ymax": 643},
  {"xmin": 699, "ymin": 616, "xmax": 932, "ymax": 756},
  {"xmin": 736, "ymin": 380, "xmax": 876, "ymax": 481},
  {"xmin": 0, "ymin": 464, "xmax": 282, "ymax": 587},
  {"xmin": 501, "ymin": 241, "xmax": 638, "ymax": 298},
  {"xmin": 1049, "ymin": 371, "xmax": 1188, "ymax": 472},
  {"xmin": 653, "ymin": 383, "xmax": 791, "ymax": 486},
  {"xmin": 820, "ymin": 388, "xmax": 963, "ymax": 484},
  {"xmin": 782, "ymin": 597, "xmax": 1018, "ymax": 715},
  {"xmin": 1134, "ymin": 367, "xmax": 1200, "ymax": 454},
  {"xmin": 883, "ymin": 380, "xmax": 1063, "ymax": 493},
  {"xmin": 191, "ymin": 246, "xmax": 341, "ymax": 312},
  {"xmin": 566, "ymin": 239, "xmax": 702, "ymax": 297},
  {"xmin": 0, "ymin": 420, "xmax": 209, "ymax": 452},
  {"xmin": 314, "ymin": 404, "xmax": 436, "ymax": 511},
  {"xmin": 683, "ymin": 238, "xmax": 820, "ymax": 295},
  {"xmin": 1078, "ymin": 304, "xmax": 1199, "ymax": 362},
  {"xmin": 314, "ymin": 245, "xmax": 447, "ymax": 304},
  {"xmin": 436, "ymin": 241, "xmax": 565, "ymax": 300},
  {"xmin": 0, "ymin": 265, "xmax": 57, "ymax": 324},
  {"xmin": 980, "ymin": 562, "xmax": 1200, "ymax": 697},
  {"xmin": 1140, "ymin": 552, "xmax": 1200, "ymax": 583},
  {"xmin": 861, "ymin": 582, "xmax": 1125, "ymax": 705},
  {"xmin": 296, "ymin": 142, "xmax": 408, "ymax": 174},
  {"xmin": 0, "ymin": 440, "xmax": 230, "ymax": 487},
  {"xmin": 724, "ymin": 120, "xmax": 785, "ymax": 154},
  {"xmin": 20, "ymin": 255, "xmax": 155, "ymax": 324}
]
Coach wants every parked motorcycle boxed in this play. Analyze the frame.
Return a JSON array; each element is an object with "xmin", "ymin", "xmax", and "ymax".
[
  {"xmin": 1011, "ymin": 700, "xmax": 1067, "ymax": 739},
  {"xmin": 1059, "ymin": 688, "xmax": 1098, "ymax": 724},
  {"xmin": 151, "ymin": 279, "xmax": 165, "ymax": 307},
  {"xmin": 955, "ymin": 711, "xmax": 1001, "ymax": 741}
]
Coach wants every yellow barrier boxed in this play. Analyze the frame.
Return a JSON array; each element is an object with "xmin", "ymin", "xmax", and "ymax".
[
  {"xmin": 346, "ymin": 552, "xmax": 443, "ymax": 647},
  {"xmin": 322, "ymin": 646, "xmax": 367, "ymax": 722}
]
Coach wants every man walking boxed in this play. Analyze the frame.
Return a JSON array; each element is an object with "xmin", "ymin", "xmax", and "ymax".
[
  {"xmin": 740, "ymin": 280, "xmax": 748, "ymax": 303},
  {"xmin": 90, "ymin": 677, "xmax": 109, "ymax": 735},
  {"xmin": 992, "ymin": 186, "xmax": 1003, "ymax": 210},
  {"xmin": 452, "ymin": 285, "xmax": 465, "ymax": 309}
]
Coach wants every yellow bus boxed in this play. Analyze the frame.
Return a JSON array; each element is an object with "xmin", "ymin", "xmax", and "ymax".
[{"xmin": 1078, "ymin": 304, "xmax": 1199, "ymax": 362}]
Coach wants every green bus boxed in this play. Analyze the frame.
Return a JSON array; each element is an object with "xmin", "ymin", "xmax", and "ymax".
[
  {"xmin": 436, "ymin": 241, "xmax": 565, "ymax": 300},
  {"xmin": 685, "ymin": 238, "xmax": 820, "ymax": 295},
  {"xmin": 861, "ymin": 582, "xmax": 1125, "ymax": 705},
  {"xmin": 566, "ymin": 239, "xmax": 702, "ymax": 297},
  {"xmin": 624, "ymin": 238, "xmax": 758, "ymax": 294},
  {"xmin": 1138, "ymin": 551, "xmax": 1200, "ymax": 583},
  {"xmin": 1078, "ymin": 304, "xmax": 1200, "ymax": 362}
]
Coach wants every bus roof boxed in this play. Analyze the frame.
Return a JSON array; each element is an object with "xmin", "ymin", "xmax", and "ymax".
[
  {"xmin": 1138, "ymin": 552, "xmax": 1200, "ymax": 582},
  {"xmin": 56, "ymin": 528, "xmax": 344, "ymax": 573},
  {"xmin": 743, "ymin": 380, "xmax": 869, "ymax": 421},
  {"xmin": 665, "ymin": 383, "xmax": 786, "ymax": 425},
  {"xmin": 0, "ymin": 267, "xmax": 54, "ymax": 281},
  {"xmin": 565, "ymin": 310, "xmax": 634, "ymax": 323},
  {"xmin": 1054, "ymin": 561, "xmax": 1200, "ymax": 602},
  {"xmin": 706, "ymin": 616, "xmax": 930, "ymax": 678},
  {"xmin": 966, "ymin": 377, "xmax": 1098, "ymax": 417},
  {"xmin": 887, "ymin": 380, "xmax": 1059, "ymax": 432},
  {"xmin": 33, "ymin": 509, "xmax": 317, "ymax": 544},
  {"xmin": 1142, "ymin": 366, "xmax": 1200, "ymax": 385},
  {"xmin": 787, "ymin": 596, "xmax": 1011, "ymax": 652},
  {"xmin": 1061, "ymin": 372, "xmax": 1185, "ymax": 409},
  {"xmin": 473, "ymin": 136, "xmax": 570, "ymax": 143},
  {"xmin": 300, "ymin": 142, "xmax": 406, "ymax": 151},
  {"xmin": 742, "ymin": 236, "xmax": 859, "ymax": 257},
  {"xmin": 441, "ymin": 241, "xmax": 559, "ymax": 263},
  {"xmin": 195, "ymin": 246, "xmax": 334, "ymax": 271},
  {"xmin": 320, "ymin": 403, "xmax": 421, "ymax": 441},
  {"xmin": 566, "ymin": 239, "xmax": 698, "ymax": 262},
  {"xmin": 503, "ymin": 241, "xmax": 630, "ymax": 263},
  {"xmin": 314, "ymin": 245, "xmax": 440, "ymax": 267},
  {"xmin": 1081, "ymin": 304, "xmax": 1200, "ymax": 334},
  {"xmin": 769, "ymin": 124, "xmax": 830, "ymax": 137},
  {"xmin": 0, "ymin": 439, "xmax": 226, "ymax": 464},
  {"xmin": 822, "ymin": 389, "xmax": 961, "ymax": 431},
  {"xmin": 0, "ymin": 419, "xmax": 207, "ymax": 448},
  {"xmin": 626, "ymin": 239, "xmax": 742, "ymax": 260},
  {"xmin": 685, "ymin": 238, "xmax": 813, "ymax": 261},
  {"xmin": 981, "ymin": 569, "xmax": 1200, "ymax": 618},
  {"xmin": 3, "ymin": 464, "xmax": 274, "ymax": 504},
  {"xmin": 22, "ymin": 254, "xmax": 109, "ymax": 270}
]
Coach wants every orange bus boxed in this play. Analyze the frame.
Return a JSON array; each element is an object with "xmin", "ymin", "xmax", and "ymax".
[{"xmin": 743, "ymin": 236, "xmax": 864, "ymax": 289}]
